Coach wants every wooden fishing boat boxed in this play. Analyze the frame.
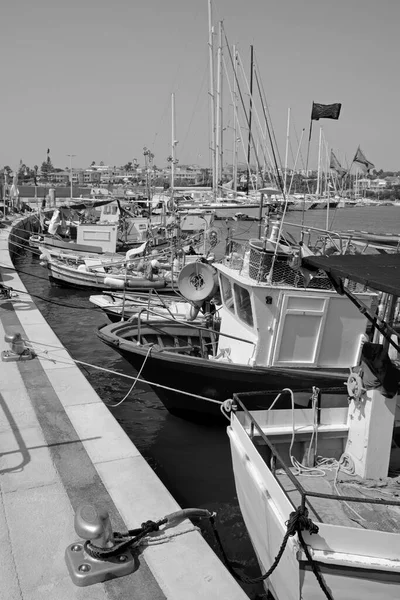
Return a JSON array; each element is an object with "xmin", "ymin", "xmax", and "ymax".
[
  {"xmin": 97, "ymin": 221, "xmax": 377, "ymax": 421},
  {"xmin": 39, "ymin": 253, "xmax": 176, "ymax": 292},
  {"xmin": 227, "ymin": 252, "xmax": 400, "ymax": 600},
  {"xmin": 89, "ymin": 291, "xmax": 205, "ymax": 323}
]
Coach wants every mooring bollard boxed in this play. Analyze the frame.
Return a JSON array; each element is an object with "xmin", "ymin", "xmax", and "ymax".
[{"xmin": 65, "ymin": 504, "xmax": 135, "ymax": 587}]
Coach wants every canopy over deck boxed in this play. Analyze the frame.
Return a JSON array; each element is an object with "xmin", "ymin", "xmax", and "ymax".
[{"xmin": 302, "ymin": 254, "xmax": 400, "ymax": 297}]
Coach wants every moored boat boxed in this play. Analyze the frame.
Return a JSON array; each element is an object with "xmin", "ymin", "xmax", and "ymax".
[
  {"xmin": 227, "ymin": 252, "xmax": 400, "ymax": 600},
  {"xmin": 89, "ymin": 291, "xmax": 206, "ymax": 323},
  {"xmin": 97, "ymin": 222, "xmax": 377, "ymax": 421}
]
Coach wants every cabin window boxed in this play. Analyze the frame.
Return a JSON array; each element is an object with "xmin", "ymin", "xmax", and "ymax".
[
  {"xmin": 220, "ymin": 275, "xmax": 235, "ymax": 313},
  {"xmin": 234, "ymin": 284, "xmax": 254, "ymax": 327}
]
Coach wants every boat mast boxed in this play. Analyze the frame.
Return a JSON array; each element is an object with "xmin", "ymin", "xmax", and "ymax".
[
  {"xmin": 207, "ymin": 0, "xmax": 217, "ymax": 198},
  {"xmin": 324, "ymin": 137, "xmax": 330, "ymax": 229},
  {"xmin": 283, "ymin": 107, "xmax": 291, "ymax": 194},
  {"xmin": 316, "ymin": 126, "xmax": 322, "ymax": 199},
  {"xmin": 232, "ymin": 44, "xmax": 238, "ymax": 196},
  {"xmin": 143, "ymin": 146, "xmax": 154, "ymax": 231},
  {"xmin": 170, "ymin": 92, "xmax": 177, "ymax": 194},
  {"xmin": 246, "ymin": 45, "xmax": 254, "ymax": 195},
  {"xmin": 215, "ymin": 20, "xmax": 223, "ymax": 193}
]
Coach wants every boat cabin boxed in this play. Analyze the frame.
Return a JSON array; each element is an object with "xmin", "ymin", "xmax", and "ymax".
[{"xmin": 212, "ymin": 239, "xmax": 376, "ymax": 369}]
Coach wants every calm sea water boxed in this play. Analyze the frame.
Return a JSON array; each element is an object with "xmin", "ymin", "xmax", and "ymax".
[{"xmin": 11, "ymin": 206, "xmax": 400, "ymax": 599}]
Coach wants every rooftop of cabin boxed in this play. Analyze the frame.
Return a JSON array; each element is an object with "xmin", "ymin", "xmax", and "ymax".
[{"xmin": 217, "ymin": 238, "xmax": 336, "ymax": 291}]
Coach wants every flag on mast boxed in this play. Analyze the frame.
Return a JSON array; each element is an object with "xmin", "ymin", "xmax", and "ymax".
[
  {"xmin": 311, "ymin": 102, "xmax": 342, "ymax": 121},
  {"xmin": 329, "ymin": 150, "xmax": 347, "ymax": 177},
  {"xmin": 353, "ymin": 146, "xmax": 374, "ymax": 172}
]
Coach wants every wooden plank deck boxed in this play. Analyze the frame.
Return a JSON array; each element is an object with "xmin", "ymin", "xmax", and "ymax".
[{"xmin": 276, "ymin": 468, "xmax": 400, "ymax": 532}]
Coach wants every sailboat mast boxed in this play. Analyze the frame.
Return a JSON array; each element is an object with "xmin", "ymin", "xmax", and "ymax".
[
  {"xmin": 218, "ymin": 21, "xmax": 223, "ymax": 188},
  {"xmin": 246, "ymin": 45, "xmax": 254, "ymax": 195},
  {"xmin": 207, "ymin": 0, "xmax": 217, "ymax": 197},
  {"xmin": 171, "ymin": 92, "xmax": 176, "ymax": 192},
  {"xmin": 283, "ymin": 107, "xmax": 291, "ymax": 194},
  {"xmin": 316, "ymin": 126, "xmax": 322, "ymax": 198},
  {"xmin": 232, "ymin": 45, "xmax": 238, "ymax": 196},
  {"xmin": 215, "ymin": 21, "xmax": 223, "ymax": 191}
]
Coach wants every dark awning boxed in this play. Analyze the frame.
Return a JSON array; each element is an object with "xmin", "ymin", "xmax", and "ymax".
[{"xmin": 302, "ymin": 253, "xmax": 400, "ymax": 296}]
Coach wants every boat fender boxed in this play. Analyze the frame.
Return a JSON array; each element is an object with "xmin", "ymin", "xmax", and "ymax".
[
  {"xmin": 188, "ymin": 303, "xmax": 201, "ymax": 321},
  {"xmin": 39, "ymin": 253, "xmax": 48, "ymax": 261},
  {"xmin": 103, "ymin": 277, "xmax": 125, "ymax": 289},
  {"xmin": 268, "ymin": 218, "xmax": 281, "ymax": 243},
  {"xmin": 77, "ymin": 264, "xmax": 89, "ymax": 272}
]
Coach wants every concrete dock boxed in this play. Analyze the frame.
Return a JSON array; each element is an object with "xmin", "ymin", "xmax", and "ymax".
[{"xmin": 0, "ymin": 214, "xmax": 249, "ymax": 600}]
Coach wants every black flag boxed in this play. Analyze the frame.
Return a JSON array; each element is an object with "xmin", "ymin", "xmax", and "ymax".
[
  {"xmin": 311, "ymin": 102, "xmax": 342, "ymax": 121},
  {"xmin": 353, "ymin": 146, "xmax": 374, "ymax": 172}
]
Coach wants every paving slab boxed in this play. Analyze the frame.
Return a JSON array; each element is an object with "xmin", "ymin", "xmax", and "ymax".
[{"xmin": 0, "ymin": 216, "xmax": 249, "ymax": 600}]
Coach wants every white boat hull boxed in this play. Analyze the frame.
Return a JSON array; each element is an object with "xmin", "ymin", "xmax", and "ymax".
[
  {"xmin": 44, "ymin": 260, "xmax": 170, "ymax": 291},
  {"xmin": 228, "ymin": 418, "xmax": 400, "ymax": 600},
  {"xmin": 178, "ymin": 202, "xmax": 272, "ymax": 220}
]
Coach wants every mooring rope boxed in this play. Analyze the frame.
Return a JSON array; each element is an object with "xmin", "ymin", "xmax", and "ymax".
[
  {"xmin": 25, "ymin": 337, "xmax": 225, "ymax": 406},
  {"xmin": 209, "ymin": 505, "xmax": 333, "ymax": 599}
]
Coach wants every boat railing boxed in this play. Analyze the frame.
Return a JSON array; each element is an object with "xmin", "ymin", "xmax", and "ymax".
[
  {"xmin": 232, "ymin": 391, "xmax": 400, "ymax": 510},
  {"xmin": 134, "ymin": 306, "xmax": 255, "ymax": 353},
  {"xmin": 223, "ymin": 240, "xmax": 333, "ymax": 290}
]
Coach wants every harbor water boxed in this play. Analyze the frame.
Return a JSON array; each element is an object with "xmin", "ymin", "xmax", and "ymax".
[{"xmin": 10, "ymin": 206, "xmax": 400, "ymax": 599}]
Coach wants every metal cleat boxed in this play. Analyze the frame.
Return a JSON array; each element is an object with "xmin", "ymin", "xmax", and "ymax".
[
  {"xmin": 0, "ymin": 284, "xmax": 14, "ymax": 300},
  {"xmin": 1, "ymin": 332, "xmax": 36, "ymax": 362},
  {"xmin": 65, "ymin": 504, "xmax": 136, "ymax": 587}
]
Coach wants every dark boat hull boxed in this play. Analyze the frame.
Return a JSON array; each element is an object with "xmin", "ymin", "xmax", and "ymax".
[{"xmin": 97, "ymin": 323, "xmax": 348, "ymax": 423}]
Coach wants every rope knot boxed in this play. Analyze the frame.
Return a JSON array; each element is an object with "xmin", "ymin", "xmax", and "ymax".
[
  {"xmin": 141, "ymin": 520, "xmax": 160, "ymax": 533},
  {"xmin": 286, "ymin": 506, "xmax": 319, "ymax": 537}
]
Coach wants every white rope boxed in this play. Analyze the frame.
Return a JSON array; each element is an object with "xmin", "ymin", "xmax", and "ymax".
[
  {"xmin": 106, "ymin": 345, "xmax": 154, "ymax": 408},
  {"xmin": 138, "ymin": 524, "xmax": 200, "ymax": 547},
  {"xmin": 25, "ymin": 337, "xmax": 224, "ymax": 406}
]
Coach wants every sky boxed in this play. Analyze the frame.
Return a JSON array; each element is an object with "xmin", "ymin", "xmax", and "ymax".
[{"xmin": 2, "ymin": 0, "xmax": 399, "ymax": 172}]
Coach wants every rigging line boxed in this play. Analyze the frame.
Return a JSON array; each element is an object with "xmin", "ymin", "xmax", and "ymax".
[
  {"xmin": 221, "ymin": 53, "xmax": 274, "ymax": 190},
  {"xmin": 0, "ymin": 261, "xmax": 53, "ymax": 282},
  {"xmin": 138, "ymin": 306, "xmax": 255, "ymax": 346},
  {"xmin": 7, "ymin": 238, "xmax": 43, "ymax": 256},
  {"xmin": 221, "ymin": 56, "xmax": 254, "ymax": 184},
  {"xmin": 254, "ymin": 51, "xmax": 284, "ymax": 171},
  {"xmin": 222, "ymin": 27, "xmax": 264, "ymax": 185},
  {"xmin": 26, "ymin": 339, "xmax": 223, "ymax": 406},
  {"xmin": 151, "ymin": 3, "xmax": 204, "ymax": 150},
  {"xmin": 179, "ymin": 64, "xmax": 209, "ymax": 157},
  {"xmin": 1, "ymin": 286, "xmax": 102, "ymax": 311},
  {"xmin": 234, "ymin": 52, "xmax": 277, "ymax": 187},
  {"xmin": 234, "ymin": 53, "xmax": 273, "ymax": 190},
  {"xmin": 253, "ymin": 67, "xmax": 284, "ymax": 194}
]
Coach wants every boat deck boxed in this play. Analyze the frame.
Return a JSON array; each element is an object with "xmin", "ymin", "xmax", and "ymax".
[{"xmin": 276, "ymin": 465, "xmax": 400, "ymax": 532}]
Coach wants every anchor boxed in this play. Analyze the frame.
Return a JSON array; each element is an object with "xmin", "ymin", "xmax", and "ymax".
[{"xmin": 65, "ymin": 504, "xmax": 135, "ymax": 587}]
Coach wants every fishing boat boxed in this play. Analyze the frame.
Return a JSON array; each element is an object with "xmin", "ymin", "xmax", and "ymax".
[
  {"xmin": 97, "ymin": 219, "xmax": 377, "ymax": 421},
  {"xmin": 227, "ymin": 252, "xmax": 400, "ymax": 600},
  {"xmin": 39, "ymin": 247, "xmax": 177, "ymax": 292},
  {"xmin": 89, "ymin": 291, "xmax": 207, "ymax": 323}
]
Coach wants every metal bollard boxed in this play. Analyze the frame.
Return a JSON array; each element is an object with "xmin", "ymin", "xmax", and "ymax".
[
  {"xmin": 65, "ymin": 504, "xmax": 135, "ymax": 587},
  {"xmin": 1, "ymin": 332, "xmax": 35, "ymax": 362}
]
